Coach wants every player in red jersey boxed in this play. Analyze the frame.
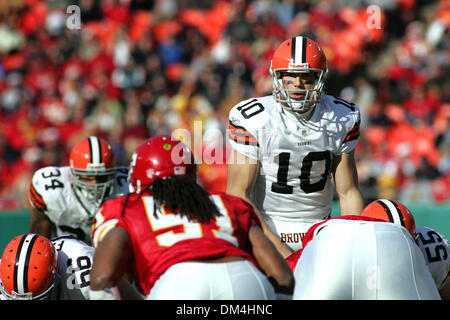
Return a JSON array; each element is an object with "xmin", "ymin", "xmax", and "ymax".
[{"xmin": 89, "ymin": 135, "xmax": 294, "ymax": 299}]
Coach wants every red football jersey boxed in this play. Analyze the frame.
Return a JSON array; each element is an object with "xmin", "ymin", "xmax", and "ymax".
[
  {"xmin": 92, "ymin": 191, "xmax": 261, "ymax": 295},
  {"xmin": 285, "ymin": 215, "xmax": 386, "ymax": 272}
]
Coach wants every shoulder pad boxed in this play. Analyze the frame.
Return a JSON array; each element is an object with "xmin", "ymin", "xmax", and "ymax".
[
  {"xmin": 229, "ymin": 96, "xmax": 273, "ymax": 128},
  {"xmin": 29, "ymin": 167, "xmax": 69, "ymax": 212},
  {"xmin": 228, "ymin": 96, "xmax": 275, "ymax": 148}
]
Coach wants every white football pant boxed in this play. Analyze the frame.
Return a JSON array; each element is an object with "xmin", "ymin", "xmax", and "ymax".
[
  {"xmin": 293, "ymin": 220, "xmax": 441, "ymax": 300},
  {"xmin": 147, "ymin": 260, "xmax": 276, "ymax": 300}
]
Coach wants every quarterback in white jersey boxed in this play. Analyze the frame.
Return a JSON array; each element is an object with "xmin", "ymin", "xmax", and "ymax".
[
  {"xmin": 227, "ymin": 36, "xmax": 364, "ymax": 255},
  {"xmin": 28, "ymin": 136, "xmax": 129, "ymax": 245}
]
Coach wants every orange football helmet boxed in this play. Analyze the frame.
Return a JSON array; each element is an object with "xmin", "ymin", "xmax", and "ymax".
[
  {"xmin": 69, "ymin": 136, "xmax": 117, "ymax": 214},
  {"xmin": 128, "ymin": 135, "xmax": 196, "ymax": 193},
  {"xmin": 270, "ymin": 36, "xmax": 328, "ymax": 112},
  {"xmin": 0, "ymin": 234, "xmax": 58, "ymax": 300},
  {"xmin": 361, "ymin": 199, "xmax": 416, "ymax": 237}
]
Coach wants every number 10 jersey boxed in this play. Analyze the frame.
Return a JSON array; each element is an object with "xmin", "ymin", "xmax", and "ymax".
[{"xmin": 228, "ymin": 94, "xmax": 361, "ymax": 221}]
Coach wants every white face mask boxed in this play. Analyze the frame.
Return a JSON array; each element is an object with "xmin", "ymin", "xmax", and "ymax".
[
  {"xmin": 69, "ymin": 168, "xmax": 116, "ymax": 216},
  {"xmin": 271, "ymin": 67, "xmax": 327, "ymax": 113}
]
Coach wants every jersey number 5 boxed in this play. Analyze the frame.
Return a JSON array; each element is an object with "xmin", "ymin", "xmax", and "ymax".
[{"xmin": 271, "ymin": 151, "xmax": 332, "ymax": 194}]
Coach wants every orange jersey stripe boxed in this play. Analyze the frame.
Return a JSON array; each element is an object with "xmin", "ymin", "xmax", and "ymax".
[
  {"xmin": 228, "ymin": 124, "xmax": 253, "ymax": 137},
  {"xmin": 228, "ymin": 129, "xmax": 259, "ymax": 146},
  {"xmin": 228, "ymin": 129, "xmax": 259, "ymax": 143},
  {"xmin": 29, "ymin": 184, "xmax": 47, "ymax": 210},
  {"xmin": 228, "ymin": 121, "xmax": 259, "ymax": 146},
  {"xmin": 344, "ymin": 121, "xmax": 360, "ymax": 142}
]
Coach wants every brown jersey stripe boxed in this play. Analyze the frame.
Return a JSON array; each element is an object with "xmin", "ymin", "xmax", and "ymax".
[
  {"xmin": 29, "ymin": 184, "xmax": 47, "ymax": 210},
  {"xmin": 228, "ymin": 130, "xmax": 259, "ymax": 146}
]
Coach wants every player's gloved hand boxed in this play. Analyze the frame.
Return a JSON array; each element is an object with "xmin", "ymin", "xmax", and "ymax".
[{"xmin": 88, "ymin": 286, "xmax": 121, "ymax": 300}]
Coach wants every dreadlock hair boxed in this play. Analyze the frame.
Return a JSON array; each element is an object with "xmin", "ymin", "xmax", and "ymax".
[{"xmin": 151, "ymin": 175, "xmax": 222, "ymax": 224}]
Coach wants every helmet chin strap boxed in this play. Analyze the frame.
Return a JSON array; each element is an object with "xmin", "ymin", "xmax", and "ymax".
[{"xmin": 280, "ymin": 101, "xmax": 315, "ymax": 121}]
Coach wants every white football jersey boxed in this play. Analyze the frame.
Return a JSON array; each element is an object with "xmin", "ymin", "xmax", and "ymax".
[
  {"xmin": 50, "ymin": 236, "xmax": 94, "ymax": 300},
  {"xmin": 415, "ymin": 225, "xmax": 450, "ymax": 290},
  {"xmin": 228, "ymin": 95, "xmax": 360, "ymax": 220},
  {"xmin": 29, "ymin": 166, "xmax": 129, "ymax": 244},
  {"xmin": 0, "ymin": 236, "xmax": 94, "ymax": 300}
]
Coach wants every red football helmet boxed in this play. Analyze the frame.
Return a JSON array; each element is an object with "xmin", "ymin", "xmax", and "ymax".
[
  {"xmin": 270, "ymin": 36, "xmax": 328, "ymax": 112},
  {"xmin": 128, "ymin": 135, "xmax": 197, "ymax": 193},
  {"xmin": 69, "ymin": 136, "xmax": 117, "ymax": 213},
  {"xmin": 0, "ymin": 234, "xmax": 58, "ymax": 300},
  {"xmin": 361, "ymin": 199, "xmax": 416, "ymax": 237}
]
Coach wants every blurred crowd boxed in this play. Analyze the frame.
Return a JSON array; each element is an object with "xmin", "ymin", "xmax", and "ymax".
[{"xmin": 0, "ymin": 0, "xmax": 448, "ymax": 210}]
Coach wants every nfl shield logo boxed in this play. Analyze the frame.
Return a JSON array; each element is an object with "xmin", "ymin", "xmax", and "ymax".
[
  {"xmin": 146, "ymin": 169, "xmax": 154, "ymax": 178},
  {"xmin": 174, "ymin": 167, "xmax": 186, "ymax": 175}
]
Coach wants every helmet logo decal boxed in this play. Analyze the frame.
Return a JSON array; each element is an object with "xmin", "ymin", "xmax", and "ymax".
[
  {"xmin": 163, "ymin": 144, "xmax": 172, "ymax": 151},
  {"xmin": 174, "ymin": 166, "xmax": 186, "ymax": 175},
  {"xmin": 146, "ymin": 169, "xmax": 155, "ymax": 179}
]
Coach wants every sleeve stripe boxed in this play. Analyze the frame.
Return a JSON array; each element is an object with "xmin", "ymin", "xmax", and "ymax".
[
  {"xmin": 228, "ymin": 121, "xmax": 259, "ymax": 146},
  {"xmin": 344, "ymin": 131, "xmax": 359, "ymax": 142},
  {"xmin": 228, "ymin": 130, "xmax": 259, "ymax": 146},
  {"xmin": 92, "ymin": 219, "xmax": 119, "ymax": 248},
  {"xmin": 227, "ymin": 127, "xmax": 259, "ymax": 143},
  {"xmin": 29, "ymin": 184, "xmax": 47, "ymax": 210},
  {"xmin": 228, "ymin": 124, "xmax": 252, "ymax": 136},
  {"xmin": 344, "ymin": 120, "xmax": 360, "ymax": 142},
  {"xmin": 348, "ymin": 120, "xmax": 360, "ymax": 134},
  {"xmin": 228, "ymin": 121, "xmax": 255, "ymax": 136}
]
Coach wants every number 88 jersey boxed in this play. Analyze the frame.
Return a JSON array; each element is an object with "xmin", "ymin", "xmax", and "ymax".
[{"xmin": 227, "ymin": 94, "xmax": 360, "ymax": 220}]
